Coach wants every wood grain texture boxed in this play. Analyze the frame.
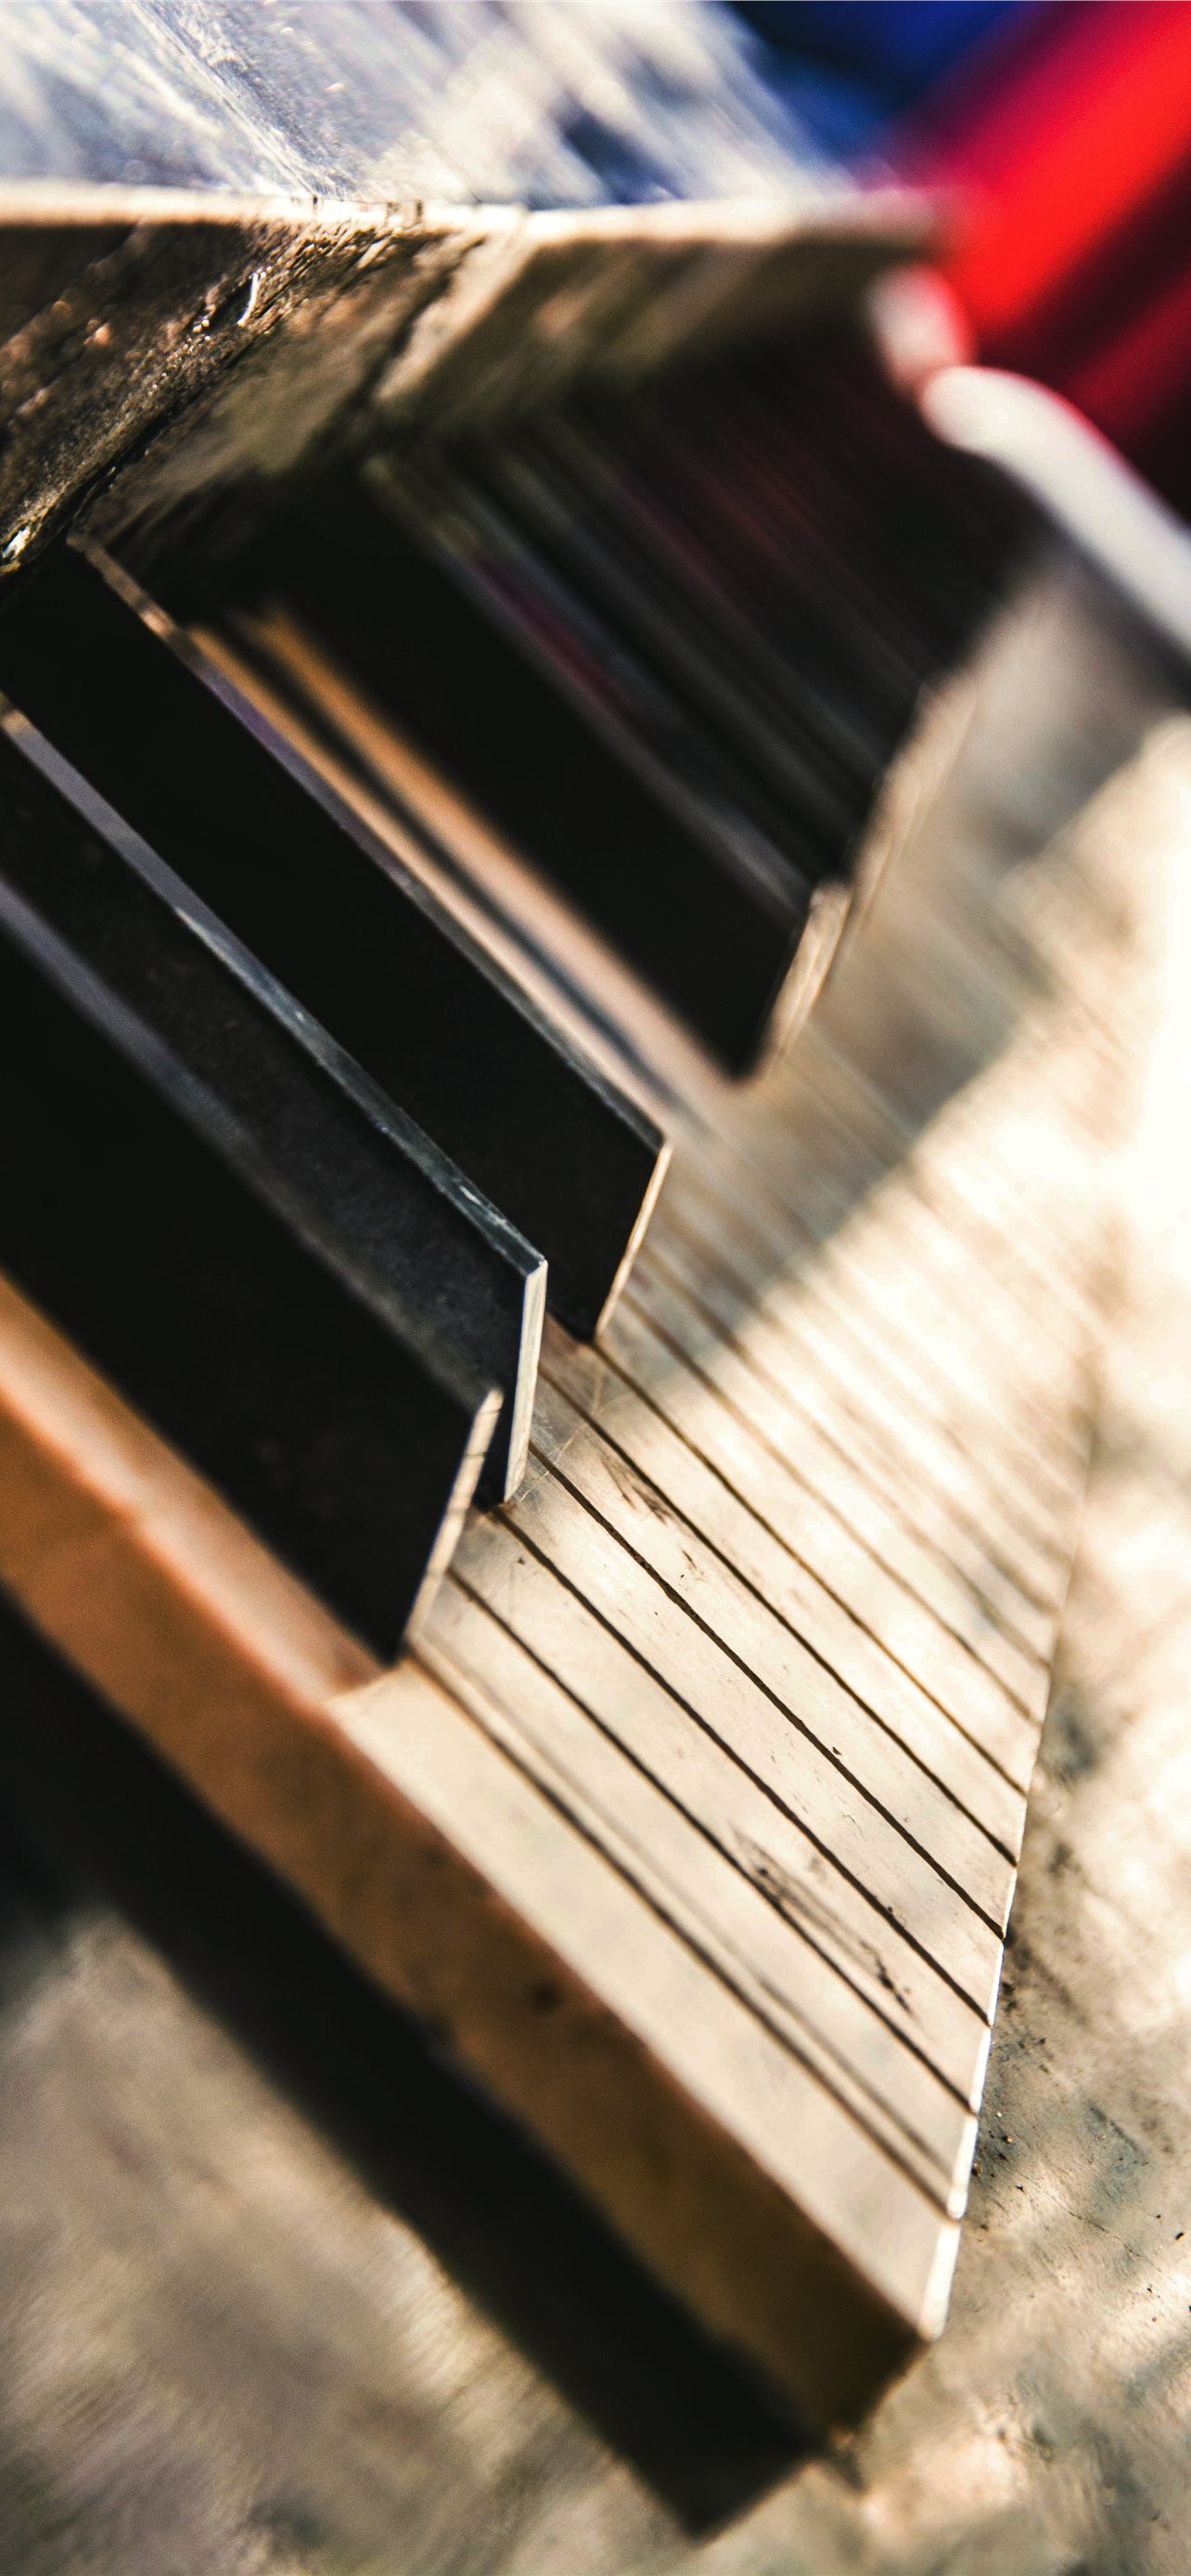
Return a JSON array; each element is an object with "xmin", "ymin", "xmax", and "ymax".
[
  {"xmin": 0, "ymin": 182, "xmax": 926, "ymax": 574},
  {"xmin": 0, "ymin": 617, "xmax": 1171, "ymax": 2429}
]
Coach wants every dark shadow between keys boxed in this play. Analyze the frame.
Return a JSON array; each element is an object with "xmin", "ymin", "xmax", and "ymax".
[{"xmin": 0, "ymin": 1595, "xmax": 806, "ymax": 2540}]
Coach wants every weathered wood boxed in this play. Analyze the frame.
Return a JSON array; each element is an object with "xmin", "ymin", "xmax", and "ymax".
[{"xmin": 0, "ymin": 182, "xmax": 928, "ymax": 576}]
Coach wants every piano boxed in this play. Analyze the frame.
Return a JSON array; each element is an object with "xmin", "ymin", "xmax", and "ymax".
[{"xmin": 0, "ymin": 57, "xmax": 1187, "ymax": 2437}]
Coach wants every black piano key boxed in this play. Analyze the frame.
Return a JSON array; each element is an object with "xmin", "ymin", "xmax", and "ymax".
[
  {"xmin": 591, "ymin": 384, "xmax": 944, "ymax": 726},
  {"xmin": 546, "ymin": 403, "xmax": 912, "ymax": 792},
  {"xmin": 0, "ymin": 544, "xmax": 664, "ymax": 1339},
  {"xmin": 479, "ymin": 429, "xmax": 874, "ymax": 866},
  {"xmin": 565, "ymin": 389, "xmax": 932, "ymax": 746},
  {"xmin": 0, "ymin": 874, "xmax": 498, "ymax": 1658},
  {"xmin": 230, "ymin": 337, "xmax": 1024, "ymax": 1075},
  {"xmin": 666, "ymin": 342, "xmax": 1023, "ymax": 665},
  {"xmin": 237, "ymin": 484, "xmax": 813, "ymax": 1071},
  {"xmin": 576, "ymin": 330, "xmax": 1019, "ymax": 694},
  {"xmin": 0, "ymin": 720, "xmax": 544, "ymax": 1504},
  {"xmin": 425, "ymin": 456, "xmax": 830, "ymax": 889}
]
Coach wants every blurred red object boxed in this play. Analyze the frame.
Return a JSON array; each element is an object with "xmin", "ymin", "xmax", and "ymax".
[{"xmin": 907, "ymin": 0, "xmax": 1191, "ymax": 511}]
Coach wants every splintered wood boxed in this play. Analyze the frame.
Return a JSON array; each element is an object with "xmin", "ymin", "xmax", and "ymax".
[{"xmin": 0, "ymin": 709, "xmax": 1174, "ymax": 2429}]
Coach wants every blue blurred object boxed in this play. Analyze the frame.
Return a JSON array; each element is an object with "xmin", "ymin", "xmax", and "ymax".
[{"xmin": 733, "ymin": 2, "xmax": 1040, "ymax": 144}]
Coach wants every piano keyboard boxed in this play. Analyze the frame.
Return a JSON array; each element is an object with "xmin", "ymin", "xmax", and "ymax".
[
  {"xmin": 0, "ymin": 280, "xmax": 1171, "ymax": 2425},
  {"xmin": 202, "ymin": 318, "xmax": 1036, "ymax": 1071}
]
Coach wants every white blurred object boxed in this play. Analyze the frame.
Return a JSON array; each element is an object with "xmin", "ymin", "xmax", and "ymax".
[
  {"xmin": 0, "ymin": 0, "xmax": 838, "ymax": 205},
  {"xmin": 926, "ymin": 365, "xmax": 1191, "ymax": 667}
]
